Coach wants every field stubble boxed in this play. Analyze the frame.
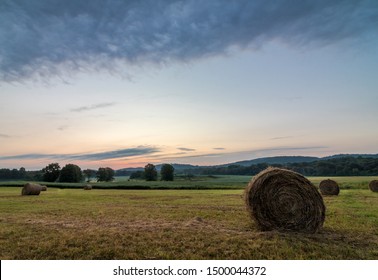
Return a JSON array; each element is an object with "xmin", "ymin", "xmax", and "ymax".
[{"xmin": 0, "ymin": 177, "xmax": 377, "ymax": 259}]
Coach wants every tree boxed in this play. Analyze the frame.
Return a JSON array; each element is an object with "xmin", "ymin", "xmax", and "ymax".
[
  {"xmin": 129, "ymin": 170, "xmax": 145, "ymax": 180},
  {"xmin": 160, "ymin": 164, "xmax": 174, "ymax": 181},
  {"xmin": 144, "ymin": 163, "xmax": 157, "ymax": 181},
  {"xmin": 59, "ymin": 164, "xmax": 82, "ymax": 183},
  {"xmin": 42, "ymin": 163, "xmax": 60, "ymax": 182},
  {"xmin": 96, "ymin": 167, "xmax": 115, "ymax": 182},
  {"xmin": 19, "ymin": 167, "xmax": 27, "ymax": 179},
  {"xmin": 83, "ymin": 169, "xmax": 95, "ymax": 182}
]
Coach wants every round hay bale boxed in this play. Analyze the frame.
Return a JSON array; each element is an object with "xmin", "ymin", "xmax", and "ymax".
[
  {"xmin": 369, "ymin": 180, "xmax": 378, "ymax": 192},
  {"xmin": 84, "ymin": 184, "xmax": 92, "ymax": 190},
  {"xmin": 319, "ymin": 179, "xmax": 340, "ymax": 195},
  {"xmin": 245, "ymin": 167, "xmax": 325, "ymax": 233},
  {"xmin": 41, "ymin": 185, "xmax": 47, "ymax": 191},
  {"xmin": 21, "ymin": 183, "xmax": 42, "ymax": 195}
]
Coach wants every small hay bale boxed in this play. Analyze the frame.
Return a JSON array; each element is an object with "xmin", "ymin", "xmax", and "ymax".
[
  {"xmin": 41, "ymin": 185, "xmax": 47, "ymax": 191},
  {"xmin": 369, "ymin": 180, "xmax": 378, "ymax": 192},
  {"xmin": 245, "ymin": 167, "xmax": 325, "ymax": 233},
  {"xmin": 84, "ymin": 184, "xmax": 92, "ymax": 190},
  {"xmin": 21, "ymin": 183, "xmax": 42, "ymax": 195},
  {"xmin": 319, "ymin": 179, "xmax": 340, "ymax": 195}
]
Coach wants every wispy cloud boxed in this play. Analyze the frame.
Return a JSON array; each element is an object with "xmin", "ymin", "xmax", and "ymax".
[
  {"xmin": 0, "ymin": 146, "xmax": 159, "ymax": 162},
  {"xmin": 213, "ymin": 147, "xmax": 225, "ymax": 150},
  {"xmin": 68, "ymin": 147, "xmax": 159, "ymax": 161},
  {"xmin": 0, "ymin": 153, "xmax": 61, "ymax": 161},
  {"xmin": 177, "ymin": 147, "xmax": 196, "ymax": 152},
  {"xmin": 0, "ymin": 133, "xmax": 11, "ymax": 138},
  {"xmin": 270, "ymin": 136, "xmax": 294, "ymax": 140},
  {"xmin": 57, "ymin": 125, "xmax": 69, "ymax": 131},
  {"xmin": 158, "ymin": 152, "xmax": 225, "ymax": 162},
  {"xmin": 70, "ymin": 102, "xmax": 115, "ymax": 113},
  {"xmin": 228, "ymin": 146, "xmax": 329, "ymax": 160},
  {"xmin": 1, "ymin": 0, "xmax": 376, "ymax": 82}
]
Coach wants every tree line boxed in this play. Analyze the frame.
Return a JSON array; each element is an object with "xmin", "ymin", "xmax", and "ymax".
[
  {"xmin": 198, "ymin": 157, "xmax": 378, "ymax": 176},
  {"xmin": 0, "ymin": 163, "xmax": 175, "ymax": 182},
  {"xmin": 129, "ymin": 163, "xmax": 175, "ymax": 181},
  {"xmin": 0, "ymin": 163, "xmax": 115, "ymax": 183},
  {"xmin": 1, "ymin": 157, "xmax": 376, "ymax": 181}
]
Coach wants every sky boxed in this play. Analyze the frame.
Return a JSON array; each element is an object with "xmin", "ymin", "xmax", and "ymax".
[{"xmin": 0, "ymin": 0, "xmax": 378, "ymax": 170}]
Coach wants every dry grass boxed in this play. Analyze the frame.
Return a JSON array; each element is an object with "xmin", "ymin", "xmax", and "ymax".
[{"xmin": 0, "ymin": 186, "xmax": 377, "ymax": 259}]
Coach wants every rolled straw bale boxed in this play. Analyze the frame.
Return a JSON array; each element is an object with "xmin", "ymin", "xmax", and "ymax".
[
  {"xmin": 84, "ymin": 184, "xmax": 92, "ymax": 190},
  {"xmin": 41, "ymin": 185, "xmax": 47, "ymax": 191},
  {"xmin": 245, "ymin": 167, "xmax": 325, "ymax": 233},
  {"xmin": 369, "ymin": 180, "xmax": 378, "ymax": 192},
  {"xmin": 21, "ymin": 183, "xmax": 42, "ymax": 195},
  {"xmin": 319, "ymin": 179, "xmax": 339, "ymax": 195}
]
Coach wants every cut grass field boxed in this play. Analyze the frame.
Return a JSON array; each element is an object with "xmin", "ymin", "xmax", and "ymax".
[
  {"xmin": 0, "ymin": 176, "xmax": 377, "ymax": 259},
  {"xmin": 1, "ymin": 175, "xmax": 377, "ymax": 190}
]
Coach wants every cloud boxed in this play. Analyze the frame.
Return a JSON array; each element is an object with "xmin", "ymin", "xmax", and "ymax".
[
  {"xmin": 68, "ymin": 147, "xmax": 159, "ymax": 161},
  {"xmin": 162, "ymin": 152, "xmax": 225, "ymax": 161},
  {"xmin": 242, "ymin": 146, "xmax": 328, "ymax": 155},
  {"xmin": 177, "ymin": 147, "xmax": 196, "ymax": 152},
  {"xmin": 1, "ymin": 0, "xmax": 377, "ymax": 82},
  {"xmin": 57, "ymin": 125, "xmax": 69, "ymax": 131},
  {"xmin": 270, "ymin": 136, "xmax": 294, "ymax": 140},
  {"xmin": 0, "ymin": 133, "xmax": 11, "ymax": 138},
  {"xmin": 70, "ymin": 102, "xmax": 115, "ymax": 113},
  {"xmin": 0, "ymin": 146, "xmax": 159, "ymax": 161},
  {"xmin": 213, "ymin": 147, "xmax": 225, "ymax": 150},
  {"xmin": 0, "ymin": 153, "xmax": 61, "ymax": 161}
]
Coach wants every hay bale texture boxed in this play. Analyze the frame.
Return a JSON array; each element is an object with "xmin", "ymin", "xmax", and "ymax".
[
  {"xmin": 21, "ymin": 183, "xmax": 42, "ymax": 195},
  {"xmin": 245, "ymin": 167, "xmax": 325, "ymax": 233},
  {"xmin": 369, "ymin": 180, "xmax": 378, "ymax": 192},
  {"xmin": 84, "ymin": 184, "xmax": 92, "ymax": 190},
  {"xmin": 319, "ymin": 179, "xmax": 340, "ymax": 195}
]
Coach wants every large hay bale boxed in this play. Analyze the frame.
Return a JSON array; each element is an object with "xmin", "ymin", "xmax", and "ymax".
[
  {"xmin": 245, "ymin": 167, "xmax": 325, "ymax": 233},
  {"xmin": 369, "ymin": 180, "xmax": 378, "ymax": 192},
  {"xmin": 41, "ymin": 185, "xmax": 47, "ymax": 191},
  {"xmin": 21, "ymin": 183, "xmax": 42, "ymax": 195},
  {"xmin": 84, "ymin": 184, "xmax": 92, "ymax": 190},
  {"xmin": 319, "ymin": 179, "xmax": 340, "ymax": 195}
]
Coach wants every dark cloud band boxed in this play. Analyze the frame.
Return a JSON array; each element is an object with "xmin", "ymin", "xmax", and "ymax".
[
  {"xmin": 70, "ymin": 102, "xmax": 115, "ymax": 113},
  {"xmin": 1, "ymin": 0, "xmax": 376, "ymax": 82},
  {"xmin": 0, "ymin": 147, "xmax": 159, "ymax": 161},
  {"xmin": 177, "ymin": 147, "xmax": 196, "ymax": 152},
  {"xmin": 0, "ymin": 133, "xmax": 11, "ymax": 138}
]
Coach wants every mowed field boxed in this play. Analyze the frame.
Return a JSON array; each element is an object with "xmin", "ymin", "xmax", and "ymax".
[{"xmin": 0, "ymin": 176, "xmax": 377, "ymax": 260}]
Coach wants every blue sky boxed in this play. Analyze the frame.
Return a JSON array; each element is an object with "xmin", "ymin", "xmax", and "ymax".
[{"xmin": 0, "ymin": 0, "xmax": 377, "ymax": 169}]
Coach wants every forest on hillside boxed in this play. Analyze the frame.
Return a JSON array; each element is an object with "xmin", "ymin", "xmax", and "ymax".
[
  {"xmin": 1, "ymin": 156, "xmax": 378, "ymax": 180},
  {"xmin": 197, "ymin": 157, "xmax": 378, "ymax": 176}
]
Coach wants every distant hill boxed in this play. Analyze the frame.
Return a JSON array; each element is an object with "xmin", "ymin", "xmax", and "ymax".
[
  {"xmin": 322, "ymin": 154, "xmax": 378, "ymax": 160},
  {"xmin": 222, "ymin": 156, "xmax": 319, "ymax": 167},
  {"xmin": 156, "ymin": 163, "xmax": 201, "ymax": 171},
  {"xmin": 116, "ymin": 154, "xmax": 378, "ymax": 175}
]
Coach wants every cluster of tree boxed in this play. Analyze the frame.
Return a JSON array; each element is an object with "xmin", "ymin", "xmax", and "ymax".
[
  {"xmin": 0, "ymin": 163, "xmax": 116, "ymax": 183},
  {"xmin": 96, "ymin": 167, "xmax": 115, "ymax": 182},
  {"xmin": 59, "ymin": 164, "xmax": 83, "ymax": 183},
  {"xmin": 199, "ymin": 157, "xmax": 378, "ymax": 176},
  {"xmin": 129, "ymin": 163, "xmax": 175, "ymax": 181},
  {"xmin": 0, "ymin": 167, "xmax": 46, "ymax": 181},
  {"xmin": 285, "ymin": 157, "xmax": 378, "ymax": 176},
  {"xmin": 0, "ymin": 167, "xmax": 28, "ymax": 180},
  {"xmin": 37, "ymin": 163, "xmax": 115, "ymax": 183},
  {"xmin": 40, "ymin": 163, "xmax": 83, "ymax": 183}
]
